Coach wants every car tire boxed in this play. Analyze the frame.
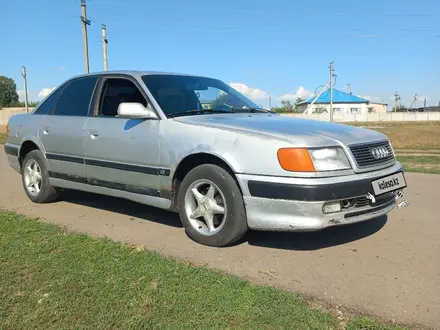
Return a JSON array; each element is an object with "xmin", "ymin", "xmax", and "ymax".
[
  {"xmin": 177, "ymin": 164, "xmax": 248, "ymax": 247},
  {"xmin": 21, "ymin": 150, "xmax": 58, "ymax": 203}
]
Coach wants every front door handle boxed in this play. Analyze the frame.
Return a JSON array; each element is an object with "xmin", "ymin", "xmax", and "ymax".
[{"xmin": 43, "ymin": 126, "xmax": 50, "ymax": 135}]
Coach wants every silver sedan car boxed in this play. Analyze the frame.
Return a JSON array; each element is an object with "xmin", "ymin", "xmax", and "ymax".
[{"xmin": 4, "ymin": 71, "xmax": 407, "ymax": 246}]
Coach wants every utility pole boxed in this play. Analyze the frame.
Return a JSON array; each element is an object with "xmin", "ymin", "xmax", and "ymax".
[
  {"xmin": 329, "ymin": 61, "xmax": 334, "ymax": 122},
  {"xmin": 81, "ymin": 0, "xmax": 90, "ymax": 73},
  {"xmin": 102, "ymin": 24, "xmax": 108, "ymax": 71},
  {"xmin": 408, "ymin": 94, "xmax": 418, "ymax": 112},
  {"xmin": 346, "ymin": 83, "xmax": 351, "ymax": 94},
  {"xmin": 268, "ymin": 96, "xmax": 271, "ymax": 110},
  {"xmin": 394, "ymin": 91, "xmax": 401, "ymax": 112},
  {"xmin": 21, "ymin": 65, "xmax": 29, "ymax": 113}
]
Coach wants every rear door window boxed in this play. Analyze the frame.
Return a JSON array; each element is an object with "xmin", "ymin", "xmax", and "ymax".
[
  {"xmin": 33, "ymin": 86, "xmax": 63, "ymax": 115},
  {"xmin": 52, "ymin": 76, "xmax": 99, "ymax": 116}
]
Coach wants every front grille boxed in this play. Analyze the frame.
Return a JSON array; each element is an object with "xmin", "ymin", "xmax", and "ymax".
[
  {"xmin": 353, "ymin": 196, "xmax": 371, "ymax": 208},
  {"xmin": 344, "ymin": 193, "xmax": 395, "ymax": 209},
  {"xmin": 349, "ymin": 140, "xmax": 395, "ymax": 168},
  {"xmin": 345, "ymin": 194, "xmax": 396, "ymax": 218}
]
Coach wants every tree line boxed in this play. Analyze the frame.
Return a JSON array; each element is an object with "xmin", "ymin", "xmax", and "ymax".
[
  {"xmin": 271, "ymin": 98, "xmax": 304, "ymax": 113},
  {"xmin": 0, "ymin": 75, "xmax": 39, "ymax": 108}
]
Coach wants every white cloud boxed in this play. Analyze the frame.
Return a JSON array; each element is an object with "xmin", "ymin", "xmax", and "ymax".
[
  {"xmin": 38, "ymin": 87, "xmax": 55, "ymax": 99},
  {"xmin": 229, "ymin": 82, "xmax": 269, "ymax": 100},
  {"xmin": 17, "ymin": 90, "xmax": 26, "ymax": 101},
  {"xmin": 279, "ymin": 86, "xmax": 313, "ymax": 101}
]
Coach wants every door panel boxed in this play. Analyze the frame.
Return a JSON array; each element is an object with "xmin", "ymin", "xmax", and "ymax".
[
  {"xmin": 83, "ymin": 117, "xmax": 161, "ymax": 192},
  {"xmin": 38, "ymin": 116, "xmax": 87, "ymax": 178}
]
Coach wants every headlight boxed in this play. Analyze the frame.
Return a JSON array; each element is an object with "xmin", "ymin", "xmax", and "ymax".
[
  {"xmin": 277, "ymin": 147, "xmax": 351, "ymax": 172},
  {"xmin": 309, "ymin": 147, "xmax": 351, "ymax": 171}
]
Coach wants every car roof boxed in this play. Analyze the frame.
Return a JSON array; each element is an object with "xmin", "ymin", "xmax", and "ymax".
[{"xmin": 68, "ymin": 70, "xmax": 211, "ymax": 80}]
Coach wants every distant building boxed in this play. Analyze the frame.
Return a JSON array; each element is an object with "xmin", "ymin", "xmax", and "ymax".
[
  {"xmin": 396, "ymin": 106, "xmax": 440, "ymax": 112},
  {"xmin": 367, "ymin": 102, "xmax": 388, "ymax": 113},
  {"xmin": 297, "ymin": 89, "xmax": 387, "ymax": 114}
]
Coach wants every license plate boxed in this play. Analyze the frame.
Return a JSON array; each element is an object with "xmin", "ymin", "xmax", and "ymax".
[{"xmin": 371, "ymin": 172, "xmax": 407, "ymax": 196}]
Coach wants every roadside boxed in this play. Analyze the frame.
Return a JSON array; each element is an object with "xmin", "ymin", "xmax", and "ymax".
[
  {"xmin": 398, "ymin": 155, "xmax": 440, "ymax": 174},
  {"xmin": 0, "ymin": 132, "xmax": 6, "ymax": 145},
  {"xmin": 351, "ymin": 121, "xmax": 440, "ymax": 150},
  {"xmin": 350, "ymin": 122, "xmax": 440, "ymax": 174},
  {"xmin": 0, "ymin": 211, "xmax": 409, "ymax": 330}
]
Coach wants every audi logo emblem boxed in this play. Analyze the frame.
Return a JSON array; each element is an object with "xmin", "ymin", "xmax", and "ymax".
[{"xmin": 370, "ymin": 146, "xmax": 390, "ymax": 159}]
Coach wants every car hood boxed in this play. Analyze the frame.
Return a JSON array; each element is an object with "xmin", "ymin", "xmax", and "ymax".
[{"xmin": 173, "ymin": 113, "xmax": 388, "ymax": 147}]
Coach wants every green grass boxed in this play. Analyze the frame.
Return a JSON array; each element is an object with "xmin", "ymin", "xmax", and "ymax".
[
  {"xmin": 398, "ymin": 155, "xmax": 440, "ymax": 175},
  {"xmin": 0, "ymin": 133, "xmax": 6, "ymax": 145},
  {"xmin": 349, "ymin": 121, "xmax": 440, "ymax": 150},
  {"xmin": 0, "ymin": 212, "xmax": 408, "ymax": 330}
]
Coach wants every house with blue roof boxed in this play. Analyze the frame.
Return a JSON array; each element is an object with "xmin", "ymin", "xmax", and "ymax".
[{"xmin": 296, "ymin": 88, "xmax": 386, "ymax": 114}]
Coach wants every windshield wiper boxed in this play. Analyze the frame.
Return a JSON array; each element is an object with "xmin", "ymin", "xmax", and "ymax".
[
  {"xmin": 167, "ymin": 109, "xmax": 230, "ymax": 118},
  {"xmin": 229, "ymin": 108, "xmax": 276, "ymax": 114}
]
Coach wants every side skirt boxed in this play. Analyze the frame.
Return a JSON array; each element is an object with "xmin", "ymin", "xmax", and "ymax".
[{"xmin": 49, "ymin": 175, "xmax": 172, "ymax": 211}]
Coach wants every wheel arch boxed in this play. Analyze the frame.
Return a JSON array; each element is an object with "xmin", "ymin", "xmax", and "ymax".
[
  {"xmin": 170, "ymin": 152, "xmax": 243, "ymax": 211},
  {"xmin": 18, "ymin": 139, "xmax": 46, "ymax": 169}
]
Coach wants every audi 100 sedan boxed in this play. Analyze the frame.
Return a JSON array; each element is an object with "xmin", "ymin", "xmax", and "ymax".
[{"xmin": 4, "ymin": 71, "xmax": 407, "ymax": 246}]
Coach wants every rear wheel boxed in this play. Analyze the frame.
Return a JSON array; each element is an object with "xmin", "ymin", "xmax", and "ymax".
[
  {"xmin": 21, "ymin": 150, "xmax": 58, "ymax": 203},
  {"xmin": 177, "ymin": 164, "xmax": 247, "ymax": 247}
]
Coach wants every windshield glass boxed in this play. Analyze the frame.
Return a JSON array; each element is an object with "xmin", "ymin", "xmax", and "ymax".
[{"xmin": 141, "ymin": 74, "xmax": 263, "ymax": 117}]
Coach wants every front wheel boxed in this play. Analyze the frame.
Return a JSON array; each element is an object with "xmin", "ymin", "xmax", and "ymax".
[{"xmin": 177, "ymin": 164, "xmax": 248, "ymax": 247}]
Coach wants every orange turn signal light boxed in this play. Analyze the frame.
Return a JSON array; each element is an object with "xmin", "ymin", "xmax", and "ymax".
[{"xmin": 277, "ymin": 148, "xmax": 316, "ymax": 172}]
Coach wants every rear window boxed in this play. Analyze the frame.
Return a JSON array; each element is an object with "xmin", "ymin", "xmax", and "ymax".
[
  {"xmin": 33, "ymin": 86, "xmax": 63, "ymax": 115},
  {"xmin": 52, "ymin": 76, "xmax": 99, "ymax": 116}
]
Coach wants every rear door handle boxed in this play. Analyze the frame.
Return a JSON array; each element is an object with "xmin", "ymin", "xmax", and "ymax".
[
  {"xmin": 43, "ymin": 126, "xmax": 50, "ymax": 135},
  {"xmin": 89, "ymin": 130, "xmax": 100, "ymax": 139}
]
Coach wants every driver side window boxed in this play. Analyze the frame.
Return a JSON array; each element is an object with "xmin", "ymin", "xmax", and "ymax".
[{"xmin": 98, "ymin": 78, "xmax": 147, "ymax": 117}]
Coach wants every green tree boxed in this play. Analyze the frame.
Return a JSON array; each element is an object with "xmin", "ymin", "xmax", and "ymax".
[
  {"xmin": 392, "ymin": 104, "xmax": 406, "ymax": 112},
  {"xmin": 281, "ymin": 100, "xmax": 294, "ymax": 112},
  {"xmin": 294, "ymin": 97, "xmax": 304, "ymax": 112},
  {"xmin": 272, "ymin": 99, "xmax": 304, "ymax": 113},
  {"xmin": 0, "ymin": 76, "xmax": 19, "ymax": 107}
]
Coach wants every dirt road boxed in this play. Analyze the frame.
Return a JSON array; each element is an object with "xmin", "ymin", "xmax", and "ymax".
[{"xmin": 1, "ymin": 151, "xmax": 439, "ymax": 328}]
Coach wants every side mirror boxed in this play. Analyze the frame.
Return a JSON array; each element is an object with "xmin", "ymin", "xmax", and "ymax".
[{"xmin": 117, "ymin": 102, "xmax": 158, "ymax": 119}]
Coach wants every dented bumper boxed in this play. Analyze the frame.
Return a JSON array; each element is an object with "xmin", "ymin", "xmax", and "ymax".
[{"xmin": 237, "ymin": 162, "xmax": 404, "ymax": 231}]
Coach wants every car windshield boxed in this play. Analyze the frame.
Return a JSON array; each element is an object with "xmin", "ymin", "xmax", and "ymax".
[{"xmin": 141, "ymin": 74, "xmax": 265, "ymax": 118}]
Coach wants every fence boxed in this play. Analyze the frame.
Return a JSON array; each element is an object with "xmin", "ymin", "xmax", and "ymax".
[
  {"xmin": 0, "ymin": 108, "xmax": 33, "ymax": 128},
  {"xmin": 281, "ymin": 112, "xmax": 440, "ymax": 122}
]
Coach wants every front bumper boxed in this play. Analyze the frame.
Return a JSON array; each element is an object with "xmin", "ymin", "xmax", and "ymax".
[{"xmin": 237, "ymin": 162, "xmax": 404, "ymax": 231}]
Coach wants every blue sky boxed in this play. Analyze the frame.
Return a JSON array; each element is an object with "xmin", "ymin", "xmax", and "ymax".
[{"xmin": 1, "ymin": 0, "xmax": 439, "ymax": 108}]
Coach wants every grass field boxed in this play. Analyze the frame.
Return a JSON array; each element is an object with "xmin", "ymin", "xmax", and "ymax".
[
  {"xmin": 0, "ymin": 133, "xmax": 6, "ymax": 145},
  {"xmin": 0, "ymin": 211, "xmax": 407, "ymax": 330},
  {"xmin": 397, "ymin": 155, "xmax": 440, "ymax": 174},
  {"xmin": 351, "ymin": 121, "xmax": 440, "ymax": 150},
  {"xmin": 350, "ymin": 122, "xmax": 440, "ymax": 174}
]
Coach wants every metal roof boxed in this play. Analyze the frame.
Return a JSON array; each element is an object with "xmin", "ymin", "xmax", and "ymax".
[{"xmin": 298, "ymin": 89, "xmax": 369, "ymax": 104}]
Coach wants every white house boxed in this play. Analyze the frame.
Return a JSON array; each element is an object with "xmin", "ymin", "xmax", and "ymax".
[{"xmin": 297, "ymin": 89, "xmax": 385, "ymax": 114}]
